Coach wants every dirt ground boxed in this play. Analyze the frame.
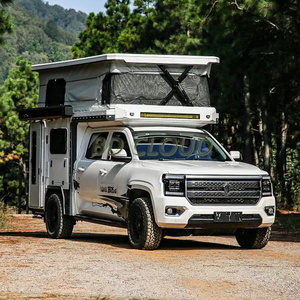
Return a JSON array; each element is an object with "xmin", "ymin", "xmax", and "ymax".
[{"xmin": 0, "ymin": 215, "xmax": 299, "ymax": 300}]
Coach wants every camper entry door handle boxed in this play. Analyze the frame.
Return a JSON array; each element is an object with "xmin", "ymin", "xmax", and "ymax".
[{"xmin": 78, "ymin": 167, "xmax": 85, "ymax": 172}]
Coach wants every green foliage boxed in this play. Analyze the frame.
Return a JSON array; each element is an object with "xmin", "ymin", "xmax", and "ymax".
[
  {"xmin": 0, "ymin": 0, "xmax": 298, "ymax": 210},
  {"xmin": 15, "ymin": 0, "xmax": 87, "ymax": 33},
  {"xmin": 0, "ymin": 57, "xmax": 38, "ymax": 208},
  {"xmin": 72, "ymin": 0, "xmax": 300, "ymax": 210},
  {"xmin": 0, "ymin": 0, "xmax": 13, "ymax": 45},
  {"xmin": 72, "ymin": 0, "xmax": 132, "ymax": 57},
  {"xmin": 0, "ymin": 0, "xmax": 86, "ymax": 209},
  {"xmin": 0, "ymin": 0, "xmax": 87, "ymax": 85},
  {"xmin": 275, "ymin": 212, "xmax": 300, "ymax": 231},
  {"xmin": 282, "ymin": 148, "xmax": 300, "ymax": 210}
]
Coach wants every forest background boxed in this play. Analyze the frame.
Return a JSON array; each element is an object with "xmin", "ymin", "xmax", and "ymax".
[{"xmin": 0, "ymin": 0, "xmax": 299, "ymax": 211}]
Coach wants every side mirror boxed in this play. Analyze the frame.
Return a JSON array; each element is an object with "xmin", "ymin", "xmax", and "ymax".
[
  {"xmin": 111, "ymin": 155, "xmax": 132, "ymax": 163},
  {"xmin": 110, "ymin": 148, "xmax": 132, "ymax": 163},
  {"xmin": 230, "ymin": 151, "xmax": 242, "ymax": 161}
]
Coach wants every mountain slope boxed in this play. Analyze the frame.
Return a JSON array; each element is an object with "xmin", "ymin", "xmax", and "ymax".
[
  {"xmin": 0, "ymin": 0, "xmax": 87, "ymax": 84},
  {"xmin": 15, "ymin": 0, "xmax": 87, "ymax": 33}
]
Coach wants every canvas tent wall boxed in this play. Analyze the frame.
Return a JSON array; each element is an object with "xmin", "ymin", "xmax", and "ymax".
[{"xmin": 32, "ymin": 54, "xmax": 219, "ymax": 113}]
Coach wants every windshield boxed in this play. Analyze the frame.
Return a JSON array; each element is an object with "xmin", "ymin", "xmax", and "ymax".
[{"xmin": 133, "ymin": 131, "xmax": 230, "ymax": 161}]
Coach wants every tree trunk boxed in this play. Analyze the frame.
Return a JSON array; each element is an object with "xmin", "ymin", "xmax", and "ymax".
[
  {"xmin": 218, "ymin": 115, "xmax": 228, "ymax": 150},
  {"xmin": 279, "ymin": 111, "xmax": 288, "ymax": 195},
  {"xmin": 252, "ymin": 133, "xmax": 259, "ymax": 166},
  {"xmin": 243, "ymin": 75, "xmax": 254, "ymax": 164},
  {"xmin": 256, "ymin": 108, "xmax": 264, "ymax": 167},
  {"xmin": 261, "ymin": 96, "xmax": 272, "ymax": 176}
]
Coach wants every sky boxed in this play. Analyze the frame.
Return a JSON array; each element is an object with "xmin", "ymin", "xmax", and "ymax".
[{"xmin": 43, "ymin": 0, "xmax": 107, "ymax": 14}]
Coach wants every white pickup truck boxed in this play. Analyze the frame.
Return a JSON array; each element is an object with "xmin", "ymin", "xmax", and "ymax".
[
  {"xmin": 19, "ymin": 54, "xmax": 275, "ymax": 250},
  {"xmin": 72, "ymin": 106, "xmax": 275, "ymax": 250}
]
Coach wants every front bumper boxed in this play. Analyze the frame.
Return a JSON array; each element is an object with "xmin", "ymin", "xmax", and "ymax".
[
  {"xmin": 154, "ymin": 195, "xmax": 275, "ymax": 229},
  {"xmin": 186, "ymin": 213, "xmax": 262, "ymax": 228}
]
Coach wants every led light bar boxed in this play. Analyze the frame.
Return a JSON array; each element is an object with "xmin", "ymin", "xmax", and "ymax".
[{"xmin": 140, "ymin": 112, "xmax": 200, "ymax": 119}]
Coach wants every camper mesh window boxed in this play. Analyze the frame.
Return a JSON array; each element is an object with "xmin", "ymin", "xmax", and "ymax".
[{"xmin": 102, "ymin": 73, "xmax": 210, "ymax": 106}]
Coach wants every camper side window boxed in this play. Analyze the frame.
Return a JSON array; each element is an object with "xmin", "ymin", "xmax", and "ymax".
[
  {"xmin": 86, "ymin": 132, "xmax": 109, "ymax": 160},
  {"xmin": 46, "ymin": 78, "xmax": 66, "ymax": 107},
  {"xmin": 50, "ymin": 128, "xmax": 67, "ymax": 154}
]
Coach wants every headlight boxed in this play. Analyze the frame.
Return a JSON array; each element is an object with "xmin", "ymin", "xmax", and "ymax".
[
  {"xmin": 163, "ymin": 174, "xmax": 185, "ymax": 196},
  {"xmin": 262, "ymin": 177, "xmax": 272, "ymax": 196}
]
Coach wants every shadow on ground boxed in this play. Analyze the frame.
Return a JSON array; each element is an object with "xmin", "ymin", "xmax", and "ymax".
[
  {"xmin": 1, "ymin": 212, "xmax": 299, "ymax": 249},
  {"xmin": 0, "ymin": 230, "xmax": 241, "ymax": 250}
]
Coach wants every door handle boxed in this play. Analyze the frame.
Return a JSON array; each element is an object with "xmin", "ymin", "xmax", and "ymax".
[
  {"xmin": 99, "ymin": 169, "xmax": 107, "ymax": 175},
  {"xmin": 78, "ymin": 167, "xmax": 85, "ymax": 172}
]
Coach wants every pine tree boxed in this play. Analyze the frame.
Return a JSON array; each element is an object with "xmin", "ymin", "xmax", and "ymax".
[
  {"xmin": 72, "ymin": 0, "xmax": 131, "ymax": 57},
  {"xmin": 0, "ymin": 57, "xmax": 38, "ymax": 209}
]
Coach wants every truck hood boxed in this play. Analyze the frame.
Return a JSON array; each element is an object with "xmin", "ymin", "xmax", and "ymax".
[{"xmin": 140, "ymin": 160, "xmax": 268, "ymax": 176}]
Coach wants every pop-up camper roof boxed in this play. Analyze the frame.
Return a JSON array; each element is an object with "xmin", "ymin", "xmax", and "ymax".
[{"xmin": 32, "ymin": 53, "xmax": 219, "ymax": 113}]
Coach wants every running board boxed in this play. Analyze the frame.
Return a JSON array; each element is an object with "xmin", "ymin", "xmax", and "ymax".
[{"xmin": 75, "ymin": 215, "xmax": 127, "ymax": 228}]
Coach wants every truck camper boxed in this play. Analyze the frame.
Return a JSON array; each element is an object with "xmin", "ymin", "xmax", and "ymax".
[{"xmin": 19, "ymin": 54, "xmax": 275, "ymax": 250}]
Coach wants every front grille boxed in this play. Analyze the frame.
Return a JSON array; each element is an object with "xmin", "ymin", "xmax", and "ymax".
[
  {"xmin": 187, "ymin": 178, "xmax": 261, "ymax": 205},
  {"xmin": 189, "ymin": 198, "xmax": 260, "ymax": 205}
]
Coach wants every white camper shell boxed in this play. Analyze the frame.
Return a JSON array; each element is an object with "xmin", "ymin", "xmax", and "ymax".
[{"xmin": 20, "ymin": 54, "xmax": 275, "ymax": 250}]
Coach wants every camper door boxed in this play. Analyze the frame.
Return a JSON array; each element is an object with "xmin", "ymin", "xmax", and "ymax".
[
  {"xmin": 29, "ymin": 121, "xmax": 45, "ymax": 209},
  {"xmin": 47, "ymin": 120, "xmax": 70, "ymax": 189}
]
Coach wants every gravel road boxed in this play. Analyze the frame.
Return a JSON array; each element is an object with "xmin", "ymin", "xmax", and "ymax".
[{"xmin": 0, "ymin": 215, "xmax": 299, "ymax": 300}]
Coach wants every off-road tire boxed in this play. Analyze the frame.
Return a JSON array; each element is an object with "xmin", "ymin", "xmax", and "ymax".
[
  {"xmin": 235, "ymin": 227, "xmax": 271, "ymax": 249},
  {"xmin": 45, "ymin": 193, "xmax": 74, "ymax": 239},
  {"xmin": 128, "ymin": 197, "xmax": 162, "ymax": 250}
]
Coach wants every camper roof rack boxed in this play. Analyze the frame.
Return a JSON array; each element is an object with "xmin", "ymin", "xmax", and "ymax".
[
  {"xmin": 19, "ymin": 104, "xmax": 218, "ymax": 128},
  {"xmin": 19, "ymin": 105, "xmax": 73, "ymax": 121},
  {"xmin": 72, "ymin": 104, "xmax": 219, "ymax": 128}
]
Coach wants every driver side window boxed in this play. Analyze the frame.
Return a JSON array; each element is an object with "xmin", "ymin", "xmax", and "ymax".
[
  {"xmin": 86, "ymin": 132, "xmax": 109, "ymax": 160},
  {"xmin": 109, "ymin": 132, "xmax": 131, "ymax": 159}
]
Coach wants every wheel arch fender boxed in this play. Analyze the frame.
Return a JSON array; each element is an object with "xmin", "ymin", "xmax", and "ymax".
[
  {"xmin": 127, "ymin": 182, "xmax": 158, "ymax": 222},
  {"xmin": 45, "ymin": 186, "xmax": 65, "ymax": 214}
]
